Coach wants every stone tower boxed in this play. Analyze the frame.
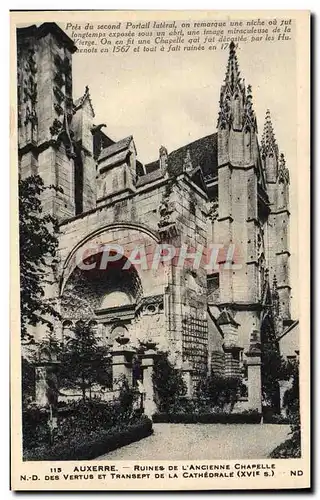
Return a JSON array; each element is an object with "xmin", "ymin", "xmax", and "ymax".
[
  {"xmin": 262, "ymin": 111, "xmax": 291, "ymax": 320},
  {"xmin": 213, "ymin": 42, "xmax": 276, "ymax": 410},
  {"xmin": 17, "ymin": 23, "xmax": 78, "ymax": 220},
  {"xmin": 216, "ymin": 42, "xmax": 268, "ymax": 320}
]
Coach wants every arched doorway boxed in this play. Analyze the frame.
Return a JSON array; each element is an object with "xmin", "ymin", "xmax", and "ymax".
[{"xmin": 60, "ymin": 251, "xmax": 143, "ymax": 345}]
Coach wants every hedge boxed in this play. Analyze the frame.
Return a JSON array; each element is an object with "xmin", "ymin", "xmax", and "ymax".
[
  {"xmin": 23, "ymin": 416, "xmax": 153, "ymax": 461},
  {"xmin": 263, "ymin": 413, "xmax": 290, "ymax": 424},
  {"xmin": 152, "ymin": 412, "xmax": 262, "ymax": 424}
]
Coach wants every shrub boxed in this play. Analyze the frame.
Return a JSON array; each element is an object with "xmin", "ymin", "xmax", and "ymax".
[
  {"xmin": 196, "ymin": 372, "xmax": 241, "ymax": 412},
  {"xmin": 152, "ymin": 352, "xmax": 187, "ymax": 413},
  {"xmin": 24, "ymin": 416, "xmax": 153, "ymax": 461},
  {"xmin": 22, "ymin": 405, "xmax": 51, "ymax": 450},
  {"xmin": 21, "ymin": 357, "xmax": 35, "ymax": 406},
  {"xmin": 269, "ymin": 360, "xmax": 301, "ymax": 458},
  {"xmin": 23, "ymin": 387, "xmax": 141, "ymax": 456},
  {"xmin": 152, "ymin": 412, "xmax": 261, "ymax": 424},
  {"xmin": 269, "ymin": 416, "xmax": 301, "ymax": 458},
  {"xmin": 116, "ymin": 375, "xmax": 138, "ymax": 420}
]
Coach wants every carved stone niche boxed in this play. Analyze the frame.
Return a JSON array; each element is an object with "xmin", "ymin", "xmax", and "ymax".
[{"xmin": 138, "ymin": 295, "xmax": 164, "ymax": 316}]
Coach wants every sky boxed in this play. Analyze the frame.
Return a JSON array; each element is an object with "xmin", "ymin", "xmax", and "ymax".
[{"xmin": 62, "ymin": 20, "xmax": 299, "ymax": 317}]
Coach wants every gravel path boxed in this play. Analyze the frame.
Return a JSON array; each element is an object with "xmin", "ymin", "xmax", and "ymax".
[{"xmin": 96, "ymin": 423, "xmax": 290, "ymax": 460}]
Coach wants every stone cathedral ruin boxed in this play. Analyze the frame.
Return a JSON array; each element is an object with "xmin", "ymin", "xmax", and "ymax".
[{"xmin": 17, "ymin": 22, "xmax": 299, "ymax": 414}]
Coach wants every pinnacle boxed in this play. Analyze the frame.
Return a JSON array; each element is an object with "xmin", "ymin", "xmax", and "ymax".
[
  {"xmin": 224, "ymin": 41, "xmax": 241, "ymax": 92},
  {"xmin": 261, "ymin": 109, "xmax": 278, "ymax": 157},
  {"xmin": 183, "ymin": 148, "xmax": 193, "ymax": 172},
  {"xmin": 278, "ymin": 152, "xmax": 290, "ymax": 184}
]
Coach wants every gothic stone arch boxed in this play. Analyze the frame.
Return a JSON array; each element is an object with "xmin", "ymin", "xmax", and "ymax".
[{"xmin": 59, "ymin": 224, "xmax": 167, "ymax": 347}]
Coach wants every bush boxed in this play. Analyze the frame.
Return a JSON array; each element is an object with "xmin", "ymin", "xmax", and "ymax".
[
  {"xmin": 23, "ymin": 385, "xmax": 142, "ymax": 456},
  {"xmin": 21, "ymin": 357, "xmax": 35, "ymax": 406},
  {"xmin": 24, "ymin": 416, "xmax": 153, "ymax": 461},
  {"xmin": 269, "ymin": 360, "xmax": 301, "ymax": 458},
  {"xmin": 269, "ymin": 415, "xmax": 301, "ymax": 458},
  {"xmin": 152, "ymin": 412, "xmax": 261, "ymax": 424},
  {"xmin": 195, "ymin": 373, "xmax": 241, "ymax": 412},
  {"xmin": 22, "ymin": 405, "xmax": 51, "ymax": 450},
  {"xmin": 152, "ymin": 352, "xmax": 187, "ymax": 413},
  {"xmin": 263, "ymin": 412, "xmax": 290, "ymax": 424}
]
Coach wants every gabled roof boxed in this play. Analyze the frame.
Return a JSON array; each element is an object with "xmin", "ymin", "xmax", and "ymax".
[
  {"xmin": 74, "ymin": 86, "xmax": 95, "ymax": 117},
  {"xmin": 216, "ymin": 309, "xmax": 240, "ymax": 327},
  {"xmin": 169, "ymin": 133, "xmax": 218, "ymax": 180},
  {"xmin": 99, "ymin": 149, "xmax": 130, "ymax": 172},
  {"xmin": 92, "ymin": 128, "xmax": 115, "ymax": 161},
  {"xmin": 136, "ymin": 168, "xmax": 164, "ymax": 187},
  {"xmin": 278, "ymin": 319, "xmax": 299, "ymax": 341},
  {"xmin": 98, "ymin": 136, "xmax": 134, "ymax": 163},
  {"xmin": 141, "ymin": 133, "xmax": 218, "ymax": 187}
]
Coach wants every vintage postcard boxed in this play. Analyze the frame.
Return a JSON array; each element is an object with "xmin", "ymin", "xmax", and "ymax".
[{"xmin": 10, "ymin": 10, "xmax": 310, "ymax": 491}]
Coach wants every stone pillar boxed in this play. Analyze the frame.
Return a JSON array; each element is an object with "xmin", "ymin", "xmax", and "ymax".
[
  {"xmin": 141, "ymin": 350, "xmax": 157, "ymax": 418},
  {"xmin": 246, "ymin": 356, "xmax": 262, "ymax": 413},
  {"xmin": 279, "ymin": 378, "xmax": 292, "ymax": 416},
  {"xmin": 181, "ymin": 360, "xmax": 193, "ymax": 398},
  {"xmin": 35, "ymin": 365, "xmax": 49, "ymax": 407},
  {"xmin": 245, "ymin": 331, "xmax": 262, "ymax": 413},
  {"xmin": 35, "ymin": 362, "xmax": 59, "ymax": 408},
  {"xmin": 111, "ymin": 346, "xmax": 135, "ymax": 390}
]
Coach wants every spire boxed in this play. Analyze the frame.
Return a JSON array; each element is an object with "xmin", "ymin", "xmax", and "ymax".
[
  {"xmin": 218, "ymin": 43, "xmax": 250, "ymax": 131},
  {"xmin": 224, "ymin": 41, "xmax": 241, "ymax": 93},
  {"xmin": 278, "ymin": 153, "xmax": 290, "ymax": 184},
  {"xmin": 261, "ymin": 110, "xmax": 278, "ymax": 159}
]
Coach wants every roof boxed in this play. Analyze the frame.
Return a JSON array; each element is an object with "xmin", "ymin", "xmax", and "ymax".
[
  {"xmin": 136, "ymin": 168, "xmax": 164, "ymax": 187},
  {"xmin": 143, "ymin": 133, "xmax": 218, "ymax": 183},
  {"xmin": 98, "ymin": 136, "xmax": 133, "ymax": 163},
  {"xmin": 74, "ymin": 86, "xmax": 95, "ymax": 118},
  {"xmin": 17, "ymin": 23, "xmax": 77, "ymax": 54},
  {"xmin": 98, "ymin": 149, "xmax": 130, "ymax": 172},
  {"xmin": 92, "ymin": 129, "xmax": 115, "ymax": 161},
  {"xmin": 216, "ymin": 310, "xmax": 240, "ymax": 327},
  {"xmin": 278, "ymin": 319, "xmax": 299, "ymax": 341},
  {"xmin": 207, "ymin": 306, "xmax": 224, "ymax": 338}
]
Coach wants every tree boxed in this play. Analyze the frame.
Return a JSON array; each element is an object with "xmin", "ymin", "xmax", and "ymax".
[
  {"xmin": 261, "ymin": 342, "xmax": 290, "ymax": 411},
  {"xmin": 196, "ymin": 372, "xmax": 241, "ymax": 412},
  {"xmin": 260, "ymin": 315, "xmax": 291, "ymax": 412},
  {"xmin": 152, "ymin": 352, "xmax": 187, "ymax": 413},
  {"xmin": 21, "ymin": 356, "xmax": 35, "ymax": 405},
  {"xmin": 270, "ymin": 359, "xmax": 301, "ymax": 458},
  {"xmin": 19, "ymin": 174, "xmax": 60, "ymax": 340},
  {"xmin": 283, "ymin": 359, "xmax": 300, "ymax": 420},
  {"xmin": 58, "ymin": 321, "xmax": 111, "ymax": 401}
]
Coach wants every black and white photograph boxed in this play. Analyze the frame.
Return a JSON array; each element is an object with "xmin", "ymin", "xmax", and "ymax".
[{"xmin": 10, "ymin": 10, "xmax": 310, "ymax": 491}]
